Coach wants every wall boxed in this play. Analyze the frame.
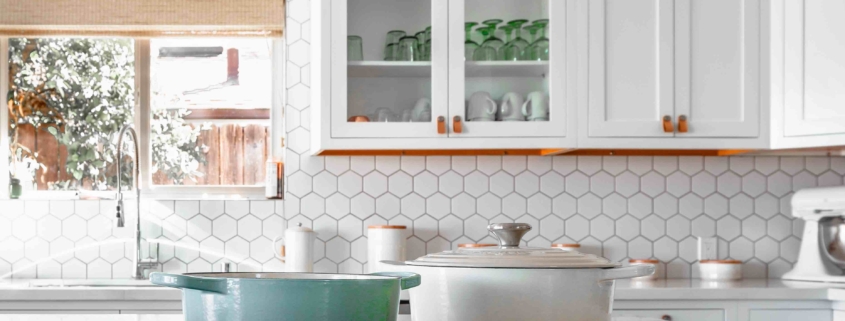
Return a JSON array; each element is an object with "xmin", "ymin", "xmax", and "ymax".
[{"xmin": 0, "ymin": 0, "xmax": 840, "ymax": 280}]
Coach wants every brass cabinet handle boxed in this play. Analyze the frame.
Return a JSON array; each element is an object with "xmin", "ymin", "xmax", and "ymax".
[
  {"xmin": 662, "ymin": 315, "xmax": 672, "ymax": 321},
  {"xmin": 678, "ymin": 115, "xmax": 688, "ymax": 133},
  {"xmin": 437, "ymin": 116, "xmax": 446, "ymax": 134},
  {"xmin": 662, "ymin": 115, "xmax": 674, "ymax": 133},
  {"xmin": 453, "ymin": 116, "xmax": 463, "ymax": 133}
]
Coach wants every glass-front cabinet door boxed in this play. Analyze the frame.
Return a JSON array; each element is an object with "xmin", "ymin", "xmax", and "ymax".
[
  {"xmin": 447, "ymin": 0, "xmax": 571, "ymax": 140},
  {"xmin": 329, "ymin": 0, "xmax": 448, "ymax": 139}
]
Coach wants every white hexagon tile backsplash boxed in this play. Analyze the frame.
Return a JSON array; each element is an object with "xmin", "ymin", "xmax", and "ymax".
[{"xmin": 0, "ymin": 0, "xmax": 843, "ymax": 280}]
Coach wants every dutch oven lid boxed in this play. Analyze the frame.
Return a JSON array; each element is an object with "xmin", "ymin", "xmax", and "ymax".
[{"xmin": 406, "ymin": 223, "xmax": 619, "ymax": 268}]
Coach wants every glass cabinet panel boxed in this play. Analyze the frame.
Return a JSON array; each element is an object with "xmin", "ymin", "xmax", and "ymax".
[
  {"xmin": 331, "ymin": 0, "xmax": 448, "ymax": 139},
  {"xmin": 449, "ymin": 0, "xmax": 567, "ymax": 138}
]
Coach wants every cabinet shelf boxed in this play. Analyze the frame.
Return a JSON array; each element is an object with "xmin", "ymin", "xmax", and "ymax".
[
  {"xmin": 347, "ymin": 61, "xmax": 549, "ymax": 78},
  {"xmin": 466, "ymin": 61, "xmax": 549, "ymax": 78},
  {"xmin": 348, "ymin": 61, "xmax": 432, "ymax": 78}
]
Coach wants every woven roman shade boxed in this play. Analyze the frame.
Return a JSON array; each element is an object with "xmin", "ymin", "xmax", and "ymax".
[{"xmin": 0, "ymin": 0, "xmax": 284, "ymax": 37}]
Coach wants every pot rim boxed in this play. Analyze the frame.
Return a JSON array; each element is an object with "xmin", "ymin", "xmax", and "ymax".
[{"xmin": 183, "ymin": 272, "xmax": 403, "ymax": 280}]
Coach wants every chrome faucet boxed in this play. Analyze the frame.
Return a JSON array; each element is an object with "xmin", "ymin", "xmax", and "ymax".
[{"xmin": 115, "ymin": 124, "xmax": 159, "ymax": 279}]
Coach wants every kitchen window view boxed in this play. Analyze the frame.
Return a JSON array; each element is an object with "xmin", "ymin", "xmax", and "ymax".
[{"xmin": 6, "ymin": 38, "xmax": 276, "ymax": 194}]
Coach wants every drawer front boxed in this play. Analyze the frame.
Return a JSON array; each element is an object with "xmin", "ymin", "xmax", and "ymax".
[
  {"xmin": 613, "ymin": 309, "xmax": 725, "ymax": 321},
  {"xmin": 749, "ymin": 309, "xmax": 831, "ymax": 321}
]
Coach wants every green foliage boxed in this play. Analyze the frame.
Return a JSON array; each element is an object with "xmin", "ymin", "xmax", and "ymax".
[
  {"xmin": 151, "ymin": 109, "xmax": 207, "ymax": 184},
  {"xmin": 7, "ymin": 38, "xmax": 205, "ymax": 190}
]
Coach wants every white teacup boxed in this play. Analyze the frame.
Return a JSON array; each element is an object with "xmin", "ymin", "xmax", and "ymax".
[
  {"xmin": 500, "ymin": 92, "xmax": 526, "ymax": 121},
  {"xmin": 411, "ymin": 98, "xmax": 431, "ymax": 122},
  {"xmin": 467, "ymin": 92, "xmax": 497, "ymax": 122},
  {"xmin": 522, "ymin": 91, "xmax": 549, "ymax": 121}
]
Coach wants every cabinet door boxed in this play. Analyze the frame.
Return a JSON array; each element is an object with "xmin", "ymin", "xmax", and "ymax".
[
  {"xmin": 329, "ymin": 0, "xmax": 448, "ymax": 138},
  {"xmin": 784, "ymin": 0, "xmax": 845, "ymax": 137},
  {"xmin": 674, "ymin": 0, "xmax": 760, "ymax": 138},
  {"xmin": 446, "ymin": 0, "xmax": 570, "ymax": 138},
  {"xmin": 749, "ymin": 310, "xmax": 831, "ymax": 321},
  {"xmin": 613, "ymin": 309, "xmax": 725, "ymax": 321},
  {"xmin": 588, "ymin": 0, "xmax": 675, "ymax": 138}
]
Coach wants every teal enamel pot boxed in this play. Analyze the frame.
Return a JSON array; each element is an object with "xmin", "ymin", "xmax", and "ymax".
[{"xmin": 150, "ymin": 271, "xmax": 420, "ymax": 321}]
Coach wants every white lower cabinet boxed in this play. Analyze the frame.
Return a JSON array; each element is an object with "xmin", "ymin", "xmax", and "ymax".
[
  {"xmin": 614, "ymin": 300, "xmax": 838, "ymax": 321},
  {"xmin": 748, "ymin": 310, "xmax": 832, "ymax": 321},
  {"xmin": 613, "ymin": 309, "xmax": 725, "ymax": 321}
]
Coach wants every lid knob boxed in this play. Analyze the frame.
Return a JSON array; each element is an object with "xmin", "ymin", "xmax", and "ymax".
[{"xmin": 488, "ymin": 223, "xmax": 532, "ymax": 249}]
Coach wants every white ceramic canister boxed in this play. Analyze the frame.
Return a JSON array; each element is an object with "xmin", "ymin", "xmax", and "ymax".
[
  {"xmin": 367, "ymin": 225, "xmax": 407, "ymax": 273},
  {"xmin": 699, "ymin": 259, "xmax": 742, "ymax": 281},
  {"xmin": 273, "ymin": 223, "xmax": 317, "ymax": 272},
  {"xmin": 628, "ymin": 259, "xmax": 662, "ymax": 281}
]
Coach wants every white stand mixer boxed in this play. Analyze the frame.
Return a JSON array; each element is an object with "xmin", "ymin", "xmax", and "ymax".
[{"xmin": 783, "ymin": 186, "xmax": 845, "ymax": 283}]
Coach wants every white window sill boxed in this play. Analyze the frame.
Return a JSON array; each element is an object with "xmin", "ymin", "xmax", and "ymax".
[{"xmin": 5, "ymin": 186, "xmax": 278, "ymax": 201}]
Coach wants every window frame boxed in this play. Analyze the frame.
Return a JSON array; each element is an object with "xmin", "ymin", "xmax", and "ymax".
[{"xmin": 0, "ymin": 37, "xmax": 285, "ymax": 200}]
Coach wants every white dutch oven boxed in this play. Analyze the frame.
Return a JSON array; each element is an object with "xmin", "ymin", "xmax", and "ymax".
[{"xmin": 384, "ymin": 223, "xmax": 654, "ymax": 321}]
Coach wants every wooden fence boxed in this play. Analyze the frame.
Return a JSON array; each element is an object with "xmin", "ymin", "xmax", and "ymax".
[{"xmin": 15, "ymin": 123, "xmax": 270, "ymax": 189}]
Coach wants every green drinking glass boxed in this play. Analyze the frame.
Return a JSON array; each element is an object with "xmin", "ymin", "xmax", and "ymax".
[
  {"xmin": 347, "ymin": 35, "xmax": 363, "ymax": 61},
  {"xmin": 527, "ymin": 19, "xmax": 550, "ymax": 61},
  {"xmin": 472, "ymin": 27, "xmax": 498, "ymax": 61},
  {"xmin": 480, "ymin": 19, "xmax": 505, "ymax": 52},
  {"xmin": 465, "ymin": 22, "xmax": 479, "ymax": 61},
  {"xmin": 415, "ymin": 31, "xmax": 427, "ymax": 54},
  {"xmin": 396, "ymin": 36, "xmax": 420, "ymax": 61},
  {"xmin": 384, "ymin": 30, "xmax": 406, "ymax": 61},
  {"xmin": 507, "ymin": 19, "xmax": 531, "ymax": 60}
]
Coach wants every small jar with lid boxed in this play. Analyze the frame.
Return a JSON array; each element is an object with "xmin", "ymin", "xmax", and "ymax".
[
  {"xmin": 699, "ymin": 260, "xmax": 742, "ymax": 281},
  {"xmin": 628, "ymin": 259, "xmax": 661, "ymax": 280},
  {"xmin": 552, "ymin": 243, "xmax": 581, "ymax": 251},
  {"xmin": 457, "ymin": 243, "xmax": 498, "ymax": 249}
]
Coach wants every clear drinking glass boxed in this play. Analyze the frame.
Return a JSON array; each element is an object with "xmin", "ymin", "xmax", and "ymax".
[
  {"xmin": 396, "ymin": 36, "xmax": 420, "ymax": 61},
  {"xmin": 348, "ymin": 35, "xmax": 363, "ymax": 61},
  {"xmin": 527, "ymin": 19, "xmax": 550, "ymax": 61},
  {"xmin": 465, "ymin": 22, "xmax": 480, "ymax": 61},
  {"xmin": 423, "ymin": 39, "xmax": 432, "ymax": 61},
  {"xmin": 384, "ymin": 30, "xmax": 406, "ymax": 61},
  {"xmin": 472, "ymin": 27, "xmax": 499, "ymax": 61}
]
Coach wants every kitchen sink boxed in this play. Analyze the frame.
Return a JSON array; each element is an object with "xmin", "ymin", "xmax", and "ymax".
[{"xmin": 28, "ymin": 279, "xmax": 160, "ymax": 288}]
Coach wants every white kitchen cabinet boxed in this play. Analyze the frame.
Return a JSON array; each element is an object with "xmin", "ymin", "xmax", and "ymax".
[
  {"xmin": 310, "ymin": 0, "xmax": 845, "ymax": 154},
  {"xmin": 767, "ymin": 0, "xmax": 845, "ymax": 149},
  {"xmin": 311, "ymin": 0, "xmax": 575, "ymax": 154},
  {"xmin": 613, "ymin": 309, "xmax": 725, "ymax": 321},
  {"xmin": 782, "ymin": 0, "xmax": 845, "ymax": 138},
  {"xmin": 674, "ymin": 0, "xmax": 760, "ymax": 138},
  {"xmin": 748, "ymin": 310, "xmax": 832, "ymax": 321},
  {"xmin": 586, "ymin": 0, "xmax": 675, "ymax": 138},
  {"xmin": 582, "ymin": 0, "xmax": 763, "ymax": 147}
]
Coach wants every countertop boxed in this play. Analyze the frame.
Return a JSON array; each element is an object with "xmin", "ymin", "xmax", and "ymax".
[
  {"xmin": 614, "ymin": 279, "xmax": 845, "ymax": 301},
  {"xmin": 2, "ymin": 278, "xmax": 845, "ymax": 303}
]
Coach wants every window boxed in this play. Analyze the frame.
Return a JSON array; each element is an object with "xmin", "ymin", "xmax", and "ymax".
[
  {"xmin": 150, "ymin": 38, "xmax": 273, "ymax": 186},
  {"xmin": 2, "ymin": 37, "xmax": 284, "ymax": 199},
  {"xmin": 6, "ymin": 38, "xmax": 135, "ymax": 192}
]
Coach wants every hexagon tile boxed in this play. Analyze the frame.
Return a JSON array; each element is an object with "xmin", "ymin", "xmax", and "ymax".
[{"xmin": 0, "ymin": 1, "xmax": 841, "ymax": 281}]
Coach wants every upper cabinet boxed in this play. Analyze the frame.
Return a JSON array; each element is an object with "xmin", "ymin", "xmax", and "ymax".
[
  {"xmin": 779, "ymin": 0, "xmax": 845, "ymax": 141},
  {"xmin": 583, "ymin": 0, "xmax": 762, "ymax": 147},
  {"xmin": 311, "ymin": 0, "xmax": 575, "ymax": 154},
  {"xmin": 446, "ymin": 0, "xmax": 575, "ymax": 142},
  {"xmin": 586, "ymin": 0, "xmax": 675, "ymax": 138},
  {"xmin": 310, "ymin": 0, "xmax": 845, "ymax": 154}
]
